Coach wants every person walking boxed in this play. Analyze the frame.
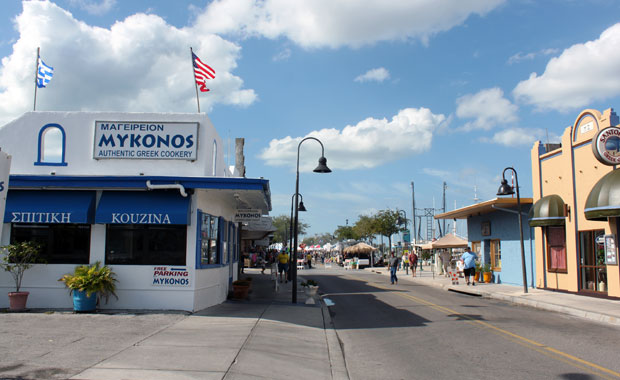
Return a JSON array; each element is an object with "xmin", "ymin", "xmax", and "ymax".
[
  {"xmin": 277, "ymin": 250, "xmax": 289, "ymax": 283},
  {"xmin": 402, "ymin": 253, "xmax": 409, "ymax": 275},
  {"xmin": 460, "ymin": 246, "xmax": 478, "ymax": 286},
  {"xmin": 409, "ymin": 251, "xmax": 418, "ymax": 277},
  {"xmin": 389, "ymin": 251, "xmax": 399, "ymax": 285}
]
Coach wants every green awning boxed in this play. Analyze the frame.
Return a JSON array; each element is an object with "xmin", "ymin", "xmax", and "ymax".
[
  {"xmin": 528, "ymin": 194, "xmax": 566, "ymax": 227},
  {"xmin": 585, "ymin": 169, "xmax": 620, "ymax": 220}
]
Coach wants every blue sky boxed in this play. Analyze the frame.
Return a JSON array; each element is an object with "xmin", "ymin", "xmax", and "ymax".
[{"xmin": 1, "ymin": 0, "xmax": 620, "ymax": 241}]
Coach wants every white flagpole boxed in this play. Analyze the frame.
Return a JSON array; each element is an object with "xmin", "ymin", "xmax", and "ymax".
[
  {"xmin": 190, "ymin": 47, "xmax": 201, "ymax": 113},
  {"xmin": 33, "ymin": 47, "xmax": 40, "ymax": 111}
]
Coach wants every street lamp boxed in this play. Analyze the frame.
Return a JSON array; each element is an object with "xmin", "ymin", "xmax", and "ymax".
[
  {"xmin": 292, "ymin": 137, "xmax": 331, "ymax": 303},
  {"xmin": 497, "ymin": 167, "xmax": 528, "ymax": 294},
  {"xmin": 289, "ymin": 193, "xmax": 306, "ymax": 278}
]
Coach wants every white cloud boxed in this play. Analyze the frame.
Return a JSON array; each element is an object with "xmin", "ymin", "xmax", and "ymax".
[
  {"xmin": 354, "ymin": 67, "xmax": 390, "ymax": 83},
  {"xmin": 0, "ymin": 1, "xmax": 257, "ymax": 125},
  {"xmin": 195, "ymin": 0, "xmax": 506, "ymax": 49},
  {"xmin": 480, "ymin": 127, "xmax": 561, "ymax": 147},
  {"xmin": 455, "ymin": 87, "xmax": 518, "ymax": 131},
  {"xmin": 513, "ymin": 23, "xmax": 620, "ymax": 111},
  {"xmin": 507, "ymin": 48, "xmax": 558, "ymax": 65},
  {"xmin": 68, "ymin": 0, "xmax": 116, "ymax": 15},
  {"xmin": 272, "ymin": 48, "xmax": 291, "ymax": 61},
  {"xmin": 259, "ymin": 107, "xmax": 446, "ymax": 171}
]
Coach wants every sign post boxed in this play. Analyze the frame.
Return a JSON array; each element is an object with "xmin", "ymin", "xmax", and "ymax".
[{"xmin": 0, "ymin": 149, "xmax": 11, "ymax": 244}]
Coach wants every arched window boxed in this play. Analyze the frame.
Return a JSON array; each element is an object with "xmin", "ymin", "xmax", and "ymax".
[
  {"xmin": 34, "ymin": 123, "xmax": 68, "ymax": 166},
  {"xmin": 212, "ymin": 140, "xmax": 217, "ymax": 175}
]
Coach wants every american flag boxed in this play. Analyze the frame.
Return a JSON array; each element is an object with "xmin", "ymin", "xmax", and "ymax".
[{"xmin": 192, "ymin": 52, "xmax": 215, "ymax": 92}]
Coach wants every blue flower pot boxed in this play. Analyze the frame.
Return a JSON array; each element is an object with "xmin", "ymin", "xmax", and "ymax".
[{"xmin": 72, "ymin": 290, "xmax": 97, "ymax": 312}]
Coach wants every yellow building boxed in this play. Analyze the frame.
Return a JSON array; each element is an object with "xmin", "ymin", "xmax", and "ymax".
[{"xmin": 531, "ymin": 108, "xmax": 620, "ymax": 298}]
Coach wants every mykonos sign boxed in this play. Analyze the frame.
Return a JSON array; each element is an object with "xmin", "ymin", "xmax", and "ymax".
[
  {"xmin": 593, "ymin": 126, "xmax": 620, "ymax": 165},
  {"xmin": 93, "ymin": 121, "xmax": 198, "ymax": 160}
]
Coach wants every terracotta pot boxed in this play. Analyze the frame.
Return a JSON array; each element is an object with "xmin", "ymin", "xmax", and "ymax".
[
  {"xmin": 8, "ymin": 291, "xmax": 30, "ymax": 311},
  {"xmin": 232, "ymin": 284, "xmax": 250, "ymax": 299},
  {"xmin": 483, "ymin": 272, "xmax": 492, "ymax": 283}
]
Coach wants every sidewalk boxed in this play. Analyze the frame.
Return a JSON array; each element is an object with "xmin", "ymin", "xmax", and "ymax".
[
  {"xmin": 0, "ymin": 269, "xmax": 348, "ymax": 380},
  {"xmin": 363, "ymin": 264, "xmax": 620, "ymax": 327}
]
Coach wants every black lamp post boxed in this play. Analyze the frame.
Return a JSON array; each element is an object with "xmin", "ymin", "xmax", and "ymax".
[
  {"xmin": 288, "ymin": 193, "xmax": 306, "ymax": 281},
  {"xmin": 497, "ymin": 167, "xmax": 528, "ymax": 294},
  {"xmin": 292, "ymin": 137, "xmax": 331, "ymax": 303}
]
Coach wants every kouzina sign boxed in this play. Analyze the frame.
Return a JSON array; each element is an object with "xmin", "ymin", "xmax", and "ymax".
[
  {"xmin": 93, "ymin": 121, "xmax": 198, "ymax": 160},
  {"xmin": 592, "ymin": 126, "xmax": 620, "ymax": 165}
]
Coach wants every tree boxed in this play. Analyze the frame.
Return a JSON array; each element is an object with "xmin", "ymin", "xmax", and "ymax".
[
  {"xmin": 373, "ymin": 209, "xmax": 407, "ymax": 255},
  {"xmin": 334, "ymin": 225, "xmax": 359, "ymax": 241},
  {"xmin": 271, "ymin": 215, "xmax": 309, "ymax": 246},
  {"xmin": 354, "ymin": 215, "xmax": 377, "ymax": 243}
]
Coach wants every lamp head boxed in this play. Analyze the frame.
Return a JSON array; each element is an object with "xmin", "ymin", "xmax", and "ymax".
[
  {"xmin": 497, "ymin": 179, "xmax": 515, "ymax": 196},
  {"xmin": 313, "ymin": 156, "xmax": 332, "ymax": 173},
  {"xmin": 298, "ymin": 201, "xmax": 307, "ymax": 212}
]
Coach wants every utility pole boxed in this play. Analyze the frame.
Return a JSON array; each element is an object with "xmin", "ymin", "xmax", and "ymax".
[
  {"xmin": 442, "ymin": 182, "xmax": 447, "ymax": 237},
  {"xmin": 411, "ymin": 181, "xmax": 416, "ymax": 244}
]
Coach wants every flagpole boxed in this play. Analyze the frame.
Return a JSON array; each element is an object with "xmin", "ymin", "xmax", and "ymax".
[
  {"xmin": 33, "ymin": 47, "xmax": 40, "ymax": 111},
  {"xmin": 190, "ymin": 47, "xmax": 201, "ymax": 113}
]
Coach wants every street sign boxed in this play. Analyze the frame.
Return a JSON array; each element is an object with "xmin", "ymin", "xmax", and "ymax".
[{"xmin": 403, "ymin": 232, "xmax": 411, "ymax": 242}]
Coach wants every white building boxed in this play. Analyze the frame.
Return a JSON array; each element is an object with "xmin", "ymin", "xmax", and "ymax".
[{"xmin": 0, "ymin": 111, "xmax": 271, "ymax": 311}]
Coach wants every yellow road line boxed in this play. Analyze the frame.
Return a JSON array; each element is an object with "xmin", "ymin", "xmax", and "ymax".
[{"xmin": 363, "ymin": 278, "xmax": 620, "ymax": 379}]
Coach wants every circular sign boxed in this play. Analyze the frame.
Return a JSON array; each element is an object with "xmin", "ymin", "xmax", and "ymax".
[{"xmin": 592, "ymin": 126, "xmax": 620, "ymax": 165}]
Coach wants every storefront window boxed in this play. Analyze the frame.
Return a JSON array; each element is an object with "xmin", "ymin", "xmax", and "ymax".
[
  {"xmin": 579, "ymin": 230, "xmax": 607, "ymax": 292},
  {"xmin": 491, "ymin": 239, "xmax": 501, "ymax": 271},
  {"xmin": 546, "ymin": 226, "xmax": 567, "ymax": 273},
  {"xmin": 105, "ymin": 224, "xmax": 186, "ymax": 265},
  {"xmin": 200, "ymin": 213, "xmax": 220, "ymax": 265},
  {"xmin": 11, "ymin": 223, "xmax": 90, "ymax": 264}
]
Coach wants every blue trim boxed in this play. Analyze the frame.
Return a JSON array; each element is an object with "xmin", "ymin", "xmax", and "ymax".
[
  {"xmin": 5, "ymin": 190, "xmax": 96, "ymax": 223},
  {"xmin": 95, "ymin": 191, "xmax": 190, "ymax": 225},
  {"xmin": 34, "ymin": 124, "xmax": 68, "ymax": 166}
]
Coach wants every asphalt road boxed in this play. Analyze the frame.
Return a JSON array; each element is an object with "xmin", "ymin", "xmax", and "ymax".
[{"xmin": 305, "ymin": 268, "xmax": 620, "ymax": 380}]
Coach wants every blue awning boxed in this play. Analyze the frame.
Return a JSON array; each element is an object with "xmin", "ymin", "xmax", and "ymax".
[
  {"xmin": 95, "ymin": 191, "xmax": 190, "ymax": 225},
  {"xmin": 4, "ymin": 190, "xmax": 96, "ymax": 224}
]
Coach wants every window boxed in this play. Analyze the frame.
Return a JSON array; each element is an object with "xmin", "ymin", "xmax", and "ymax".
[
  {"xmin": 490, "ymin": 239, "xmax": 501, "ymax": 271},
  {"xmin": 11, "ymin": 223, "xmax": 90, "ymax": 264},
  {"xmin": 546, "ymin": 226, "xmax": 567, "ymax": 273},
  {"xmin": 105, "ymin": 224, "xmax": 186, "ymax": 265},
  {"xmin": 199, "ymin": 213, "xmax": 220, "ymax": 265},
  {"xmin": 34, "ymin": 124, "xmax": 68, "ymax": 166},
  {"xmin": 221, "ymin": 220, "xmax": 229, "ymax": 265},
  {"xmin": 471, "ymin": 241, "xmax": 481, "ymax": 257}
]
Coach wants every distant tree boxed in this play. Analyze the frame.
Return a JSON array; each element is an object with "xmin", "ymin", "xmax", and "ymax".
[
  {"xmin": 373, "ymin": 209, "xmax": 408, "ymax": 254},
  {"xmin": 271, "ymin": 215, "xmax": 309, "ymax": 245},
  {"xmin": 334, "ymin": 225, "xmax": 359, "ymax": 241},
  {"xmin": 354, "ymin": 215, "xmax": 378, "ymax": 243}
]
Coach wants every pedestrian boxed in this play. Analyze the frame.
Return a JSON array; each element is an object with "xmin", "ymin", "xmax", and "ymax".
[
  {"xmin": 307, "ymin": 252, "xmax": 312, "ymax": 269},
  {"xmin": 460, "ymin": 246, "xmax": 478, "ymax": 286},
  {"xmin": 409, "ymin": 251, "xmax": 418, "ymax": 277},
  {"xmin": 277, "ymin": 250, "xmax": 289, "ymax": 283},
  {"xmin": 388, "ymin": 251, "xmax": 399, "ymax": 285},
  {"xmin": 402, "ymin": 253, "xmax": 409, "ymax": 275},
  {"xmin": 257, "ymin": 254, "xmax": 266, "ymax": 274},
  {"xmin": 439, "ymin": 249, "xmax": 451, "ymax": 277}
]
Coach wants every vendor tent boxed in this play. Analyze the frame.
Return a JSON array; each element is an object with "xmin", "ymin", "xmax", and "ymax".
[
  {"xmin": 431, "ymin": 233, "xmax": 468, "ymax": 249},
  {"xmin": 346, "ymin": 242, "xmax": 377, "ymax": 254}
]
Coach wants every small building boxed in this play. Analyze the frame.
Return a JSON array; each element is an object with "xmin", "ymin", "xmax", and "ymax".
[
  {"xmin": 435, "ymin": 198, "xmax": 534, "ymax": 287},
  {"xmin": 531, "ymin": 108, "xmax": 620, "ymax": 298},
  {"xmin": 0, "ymin": 111, "xmax": 271, "ymax": 311}
]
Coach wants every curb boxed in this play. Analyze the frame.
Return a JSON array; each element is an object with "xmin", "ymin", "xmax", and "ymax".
[{"xmin": 320, "ymin": 297, "xmax": 349, "ymax": 380}]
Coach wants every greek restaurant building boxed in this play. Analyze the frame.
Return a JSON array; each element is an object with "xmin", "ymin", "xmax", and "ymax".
[
  {"xmin": 0, "ymin": 111, "xmax": 271, "ymax": 311},
  {"xmin": 531, "ymin": 108, "xmax": 620, "ymax": 298}
]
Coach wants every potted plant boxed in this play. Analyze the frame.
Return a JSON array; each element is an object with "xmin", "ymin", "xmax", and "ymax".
[
  {"xmin": 482, "ymin": 263, "xmax": 492, "ymax": 283},
  {"xmin": 59, "ymin": 261, "xmax": 117, "ymax": 312},
  {"xmin": 474, "ymin": 261, "xmax": 482, "ymax": 282},
  {"xmin": 0, "ymin": 241, "xmax": 42, "ymax": 311},
  {"xmin": 232, "ymin": 280, "xmax": 250, "ymax": 299},
  {"xmin": 301, "ymin": 279, "xmax": 319, "ymax": 297}
]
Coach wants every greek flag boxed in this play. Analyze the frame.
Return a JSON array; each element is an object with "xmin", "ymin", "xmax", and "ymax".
[{"xmin": 36, "ymin": 58, "xmax": 54, "ymax": 88}]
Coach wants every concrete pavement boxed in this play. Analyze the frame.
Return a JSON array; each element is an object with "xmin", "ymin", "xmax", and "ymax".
[
  {"xmin": 0, "ymin": 269, "xmax": 348, "ymax": 380},
  {"xmin": 362, "ymin": 263, "xmax": 620, "ymax": 327}
]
